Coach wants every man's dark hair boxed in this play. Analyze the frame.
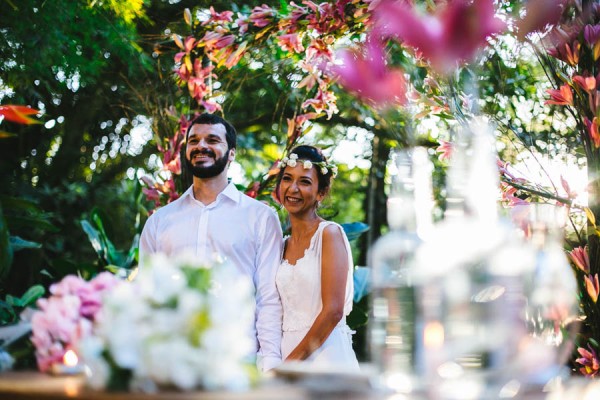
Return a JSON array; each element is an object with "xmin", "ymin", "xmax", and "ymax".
[{"xmin": 186, "ymin": 113, "xmax": 237, "ymax": 150}]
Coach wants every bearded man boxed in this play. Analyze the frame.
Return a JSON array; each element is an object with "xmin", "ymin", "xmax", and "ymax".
[{"xmin": 139, "ymin": 113, "xmax": 284, "ymax": 372}]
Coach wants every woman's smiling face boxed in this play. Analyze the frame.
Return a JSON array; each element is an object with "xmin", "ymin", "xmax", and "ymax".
[{"xmin": 279, "ymin": 163, "xmax": 324, "ymax": 215}]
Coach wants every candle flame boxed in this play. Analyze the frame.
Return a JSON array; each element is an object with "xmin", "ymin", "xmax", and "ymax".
[
  {"xmin": 63, "ymin": 350, "xmax": 79, "ymax": 367},
  {"xmin": 424, "ymin": 321, "xmax": 444, "ymax": 348}
]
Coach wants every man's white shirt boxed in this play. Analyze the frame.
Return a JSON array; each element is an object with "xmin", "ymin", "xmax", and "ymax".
[{"xmin": 139, "ymin": 183, "xmax": 284, "ymax": 371}]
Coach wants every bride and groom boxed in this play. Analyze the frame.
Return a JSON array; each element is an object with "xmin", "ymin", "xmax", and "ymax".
[{"xmin": 139, "ymin": 113, "xmax": 359, "ymax": 372}]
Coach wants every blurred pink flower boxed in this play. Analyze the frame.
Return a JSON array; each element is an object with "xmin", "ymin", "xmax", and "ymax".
[
  {"xmin": 569, "ymin": 246, "xmax": 590, "ymax": 273},
  {"xmin": 31, "ymin": 273, "xmax": 120, "ymax": 372},
  {"xmin": 202, "ymin": 6, "xmax": 234, "ymax": 25},
  {"xmin": 374, "ymin": 0, "xmax": 506, "ymax": 73},
  {"xmin": 334, "ymin": 38, "xmax": 407, "ymax": 106},
  {"xmin": 278, "ymin": 33, "xmax": 305, "ymax": 53},
  {"xmin": 249, "ymin": 4, "xmax": 275, "ymax": 28},
  {"xmin": 436, "ymin": 140, "xmax": 454, "ymax": 161},
  {"xmin": 585, "ymin": 117, "xmax": 600, "ymax": 148},
  {"xmin": 573, "ymin": 75, "xmax": 597, "ymax": 93}
]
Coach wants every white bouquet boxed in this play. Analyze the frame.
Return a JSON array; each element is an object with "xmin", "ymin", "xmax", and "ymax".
[{"xmin": 79, "ymin": 252, "xmax": 256, "ymax": 392}]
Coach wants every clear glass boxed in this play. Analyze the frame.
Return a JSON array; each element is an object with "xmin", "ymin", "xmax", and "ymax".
[{"xmin": 368, "ymin": 147, "xmax": 433, "ymax": 394}]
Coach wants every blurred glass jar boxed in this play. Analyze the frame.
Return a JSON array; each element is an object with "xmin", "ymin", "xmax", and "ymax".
[{"xmin": 368, "ymin": 146, "xmax": 434, "ymax": 394}]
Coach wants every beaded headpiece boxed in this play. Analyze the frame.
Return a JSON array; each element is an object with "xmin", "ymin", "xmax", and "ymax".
[{"xmin": 280, "ymin": 153, "xmax": 338, "ymax": 178}]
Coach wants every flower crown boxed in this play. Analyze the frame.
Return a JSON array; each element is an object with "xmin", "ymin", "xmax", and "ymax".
[{"xmin": 280, "ymin": 153, "xmax": 338, "ymax": 178}]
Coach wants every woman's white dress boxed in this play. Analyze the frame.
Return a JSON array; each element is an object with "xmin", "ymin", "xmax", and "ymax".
[{"xmin": 276, "ymin": 221, "xmax": 359, "ymax": 370}]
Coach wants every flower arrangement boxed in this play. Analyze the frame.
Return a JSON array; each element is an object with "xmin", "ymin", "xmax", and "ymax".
[
  {"xmin": 30, "ymin": 272, "xmax": 120, "ymax": 373},
  {"xmin": 79, "ymin": 252, "xmax": 256, "ymax": 392}
]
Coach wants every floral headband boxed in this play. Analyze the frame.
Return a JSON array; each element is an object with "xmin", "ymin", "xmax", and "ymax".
[{"xmin": 280, "ymin": 153, "xmax": 338, "ymax": 178}]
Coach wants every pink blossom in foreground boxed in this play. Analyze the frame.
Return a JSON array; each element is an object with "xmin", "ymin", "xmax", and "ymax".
[
  {"xmin": 569, "ymin": 246, "xmax": 590, "ymax": 273},
  {"xmin": 576, "ymin": 345, "xmax": 600, "ymax": 377},
  {"xmin": 374, "ymin": 0, "xmax": 505, "ymax": 73},
  {"xmin": 31, "ymin": 273, "xmax": 121, "ymax": 372},
  {"xmin": 334, "ymin": 38, "xmax": 407, "ymax": 107}
]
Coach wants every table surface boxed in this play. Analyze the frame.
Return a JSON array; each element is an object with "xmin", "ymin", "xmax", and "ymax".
[{"xmin": 0, "ymin": 371, "xmax": 314, "ymax": 400}]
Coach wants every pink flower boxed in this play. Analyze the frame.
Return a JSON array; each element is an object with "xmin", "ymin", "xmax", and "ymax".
[
  {"xmin": 576, "ymin": 345, "xmax": 600, "ymax": 377},
  {"xmin": 585, "ymin": 117, "xmax": 600, "ymax": 148},
  {"xmin": 278, "ymin": 33, "xmax": 304, "ymax": 53},
  {"xmin": 201, "ymin": 6, "xmax": 234, "ymax": 25},
  {"xmin": 334, "ymin": 38, "xmax": 407, "ymax": 107},
  {"xmin": 436, "ymin": 140, "xmax": 454, "ymax": 161},
  {"xmin": 249, "ymin": 4, "xmax": 275, "ymax": 28},
  {"xmin": 31, "ymin": 274, "xmax": 121, "ymax": 372},
  {"xmin": 545, "ymin": 84, "xmax": 573, "ymax": 106},
  {"xmin": 573, "ymin": 75, "xmax": 597, "ymax": 93},
  {"xmin": 374, "ymin": 0, "xmax": 506, "ymax": 73},
  {"xmin": 585, "ymin": 274, "xmax": 600, "ymax": 303},
  {"xmin": 569, "ymin": 246, "xmax": 590, "ymax": 273},
  {"xmin": 301, "ymin": 88, "xmax": 339, "ymax": 118}
]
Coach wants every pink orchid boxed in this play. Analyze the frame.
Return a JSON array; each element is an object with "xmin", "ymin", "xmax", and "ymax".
[
  {"xmin": 306, "ymin": 38, "xmax": 334, "ymax": 63},
  {"xmin": 278, "ymin": 33, "xmax": 305, "ymax": 53},
  {"xmin": 569, "ymin": 246, "xmax": 590, "ymax": 273},
  {"xmin": 334, "ymin": 38, "xmax": 407, "ymax": 107},
  {"xmin": 436, "ymin": 140, "xmax": 454, "ymax": 161},
  {"xmin": 202, "ymin": 6, "xmax": 234, "ymax": 25},
  {"xmin": 374, "ymin": 0, "xmax": 506, "ymax": 73},
  {"xmin": 249, "ymin": 4, "xmax": 276, "ymax": 28},
  {"xmin": 576, "ymin": 345, "xmax": 600, "ymax": 377},
  {"xmin": 585, "ymin": 274, "xmax": 600, "ymax": 303},
  {"xmin": 302, "ymin": 88, "xmax": 338, "ymax": 118},
  {"xmin": 545, "ymin": 84, "xmax": 573, "ymax": 106}
]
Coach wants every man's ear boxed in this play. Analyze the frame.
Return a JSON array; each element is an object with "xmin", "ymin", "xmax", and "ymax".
[{"xmin": 229, "ymin": 147, "xmax": 236, "ymax": 162}]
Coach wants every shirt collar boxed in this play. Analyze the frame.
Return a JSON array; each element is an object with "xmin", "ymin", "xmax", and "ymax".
[{"xmin": 181, "ymin": 182, "xmax": 241, "ymax": 205}]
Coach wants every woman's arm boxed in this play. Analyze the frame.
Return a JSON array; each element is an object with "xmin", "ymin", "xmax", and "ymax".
[{"xmin": 285, "ymin": 224, "xmax": 349, "ymax": 361}]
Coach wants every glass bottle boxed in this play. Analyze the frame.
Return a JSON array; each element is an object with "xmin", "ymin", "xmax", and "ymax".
[{"xmin": 368, "ymin": 146, "xmax": 433, "ymax": 394}]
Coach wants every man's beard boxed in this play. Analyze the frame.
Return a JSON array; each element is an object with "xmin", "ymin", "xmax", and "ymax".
[{"xmin": 185, "ymin": 149, "xmax": 230, "ymax": 179}]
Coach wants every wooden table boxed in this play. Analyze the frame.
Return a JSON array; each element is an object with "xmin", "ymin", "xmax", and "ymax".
[{"xmin": 0, "ymin": 371, "xmax": 312, "ymax": 400}]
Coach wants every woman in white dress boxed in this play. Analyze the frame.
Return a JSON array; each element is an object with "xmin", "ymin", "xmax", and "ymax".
[{"xmin": 275, "ymin": 145, "xmax": 359, "ymax": 370}]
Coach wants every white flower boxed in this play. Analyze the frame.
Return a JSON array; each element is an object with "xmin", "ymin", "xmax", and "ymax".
[
  {"xmin": 287, "ymin": 158, "xmax": 297, "ymax": 167},
  {"xmin": 82, "ymin": 253, "xmax": 255, "ymax": 392},
  {"xmin": 331, "ymin": 165, "xmax": 338, "ymax": 177},
  {"xmin": 321, "ymin": 167, "xmax": 328, "ymax": 175},
  {"xmin": 280, "ymin": 156, "xmax": 289, "ymax": 166},
  {"xmin": 303, "ymin": 160, "xmax": 313, "ymax": 169},
  {"xmin": 289, "ymin": 153, "xmax": 298, "ymax": 161}
]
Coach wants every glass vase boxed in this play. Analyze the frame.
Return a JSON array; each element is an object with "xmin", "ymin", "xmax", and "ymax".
[{"xmin": 368, "ymin": 146, "xmax": 433, "ymax": 394}]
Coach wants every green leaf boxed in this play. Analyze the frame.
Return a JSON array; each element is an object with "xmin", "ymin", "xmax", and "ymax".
[
  {"xmin": 80, "ymin": 219, "xmax": 108, "ymax": 263},
  {"xmin": 18, "ymin": 285, "xmax": 45, "ymax": 307},
  {"xmin": 341, "ymin": 222, "xmax": 370, "ymax": 242},
  {"xmin": 9, "ymin": 236, "xmax": 41, "ymax": 252},
  {"xmin": 91, "ymin": 208, "xmax": 124, "ymax": 266},
  {"xmin": 0, "ymin": 203, "xmax": 13, "ymax": 282}
]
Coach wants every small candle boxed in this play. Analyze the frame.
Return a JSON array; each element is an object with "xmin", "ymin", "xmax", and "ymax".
[{"xmin": 50, "ymin": 350, "xmax": 84, "ymax": 375}]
